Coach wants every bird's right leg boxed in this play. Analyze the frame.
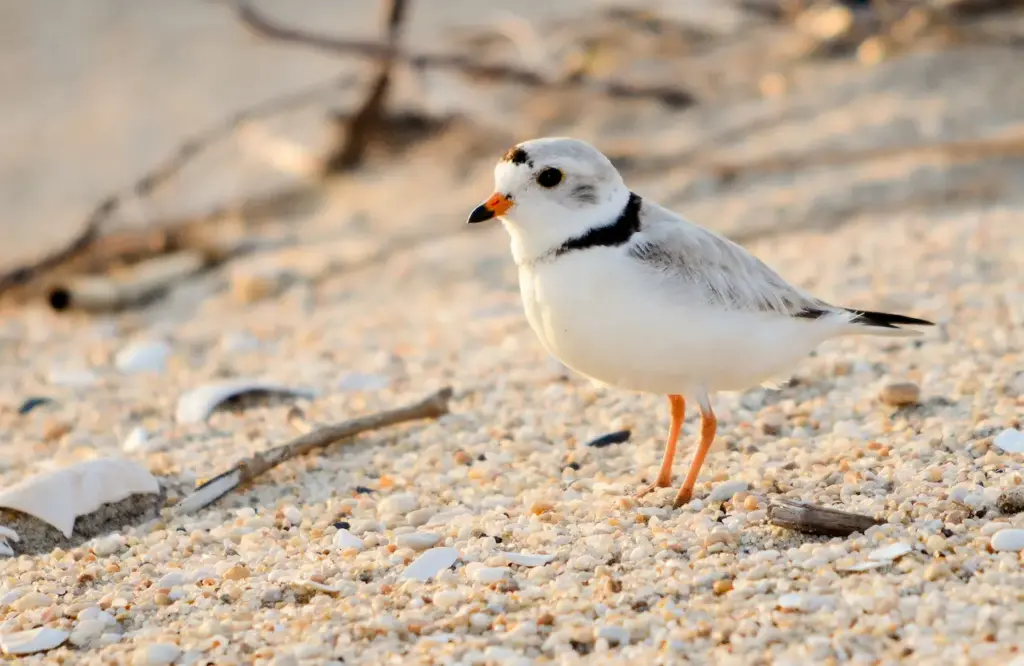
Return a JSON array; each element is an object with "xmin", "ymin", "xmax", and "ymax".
[{"xmin": 633, "ymin": 394, "xmax": 685, "ymax": 499}]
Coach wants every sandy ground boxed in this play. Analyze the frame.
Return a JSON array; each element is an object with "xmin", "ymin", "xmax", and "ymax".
[{"xmin": 3, "ymin": 2, "xmax": 1024, "ymax": 665}]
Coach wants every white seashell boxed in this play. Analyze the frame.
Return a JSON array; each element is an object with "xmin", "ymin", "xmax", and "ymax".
[
  {"xmin": 838, "ymin": 561, "xmax": 887, "ymax": 572},
  {"xmin": 175, "ymin": 379, "xmax": 317, "ymax": 425},
  {"xmin": 868, "ymin": 543, "xmax": 913, "ymax": 561},
  {"xmin": 395, "ymin": 532, "xmax": 441, "ymax": 551},
  {"xmin": 993, "ymin": 428, "xmax": 1024, "ymax": 454},
  {"xmin": 501, "ymin": 551, "xmax": 556, "ymax": 567},
  {"xmin": 0, "ymin": 458, "xmax": 159, "ymax": 538},
  {"xmin": 469, "ymin": 566, "xmax": 510, "ymax": 583},
  {"xmin": 114, "ymin": 340, "xmax": 172, "ymax": 374},
  {"xmin": 0, "ymin": 627, "xmax": 70, "ymax": 655},
  {"xmin": 332, "ymin": 529, "xmax": 364, "ymax": 550},
  {"xmin": 990, "ymin": 528, "xmax": 1024, "ymax": 552},
  {"xmin": 400, "ymin": 547, "xmax": 459, "ymax": 581}
]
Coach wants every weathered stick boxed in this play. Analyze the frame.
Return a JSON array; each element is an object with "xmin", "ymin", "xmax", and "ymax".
[
  {"xmin": 173, "ymin": 387, "xmax": 453, "ymax": 515},
  {"xmin": 47, "ymin": 251, "xmax": 209, "ymax": 313},
  {"xmin": 767, "ymin": 499, "xmax": 883, "ymax": 537},
  {"xmin": 234, "ymin": 0, "xmax": 695, "ymax": 108}
]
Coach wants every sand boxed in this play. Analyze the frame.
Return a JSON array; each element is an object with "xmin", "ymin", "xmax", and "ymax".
[{"xmin": 2, "ymin": 2, "xmax": 1024, "ymax": 664}]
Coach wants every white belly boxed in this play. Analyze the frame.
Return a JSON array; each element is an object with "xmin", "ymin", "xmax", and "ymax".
[{"xmin": 518, "ymin": 249, "xmax": 841, "ymax": 395}]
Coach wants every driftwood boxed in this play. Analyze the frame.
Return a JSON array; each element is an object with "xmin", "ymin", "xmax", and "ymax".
[
  {"xmin": 173, "ymin": 387, "xmax": 453, "ymax": 515},
  {"xmin": 767, "ymin": 498, "xmax": 883, "ymax": 537},
  {"xmin": 234, "ymin": 0, "xmax": 696, "ymax": 109},
  {"xmin": 47, "ymin": 251, "xmax": 209, "ymax": 313}
]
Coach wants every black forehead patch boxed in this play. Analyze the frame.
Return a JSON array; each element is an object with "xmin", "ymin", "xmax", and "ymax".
[{"xmin": 500, "ymin": 146, "xmax": 533, "ymax": 168}]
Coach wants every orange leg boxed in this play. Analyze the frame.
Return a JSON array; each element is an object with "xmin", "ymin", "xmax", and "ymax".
[
  {"xmin": 634, "ymin": 395, "xmax": 685, "ymax": 499},
  {"xmin": 672, "ymin": 405, "xmax": 717, "ymax": 508}
]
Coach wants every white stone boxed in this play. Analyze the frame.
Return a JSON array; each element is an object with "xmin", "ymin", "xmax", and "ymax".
[
  {"xmin": 406, "ymin": 508, "xmax": 434, "ymax": 527},
  {"xmin": 92, "ymin": 535, "xmax": 123, "ymax": 557},
  {"xmin": 777, "ymin": 593, "xmax": 805, "ymax": 610},
  {"xmin": 708, "ymin": 481, "xmax": 749, "ymax": 502},
  {"xmin": 0, "ymin": 628, "xmax": 69, "ymax": 656},
  {"xmin": 597, "ymin": 625, "xmax": 630, "ymax": 646},
  {"xmin": 115, "ymin": 339, "xmax": 172, "ymax": 374},
  {"xmin": 396, "ymin": 532, "xmax": 441, "ymax": 551},
  {"xmin": 432, "ymin": 590, "xmax": 462, "ymax": 609},
  {"xmin": 283, "ymin": 507, "xmax": 302, "ymax": 525},
  {"xmin": 133, "ymin": 643, "xmax": 181, "ymax": 666},
  {"xmin": 379, "ymin": 493, "xmax": 418, "ymax": 516},
  {"xmin": 470, "ymin": 566, "xmax": 510, "ymax": 583},
  {"xmin": 400, "ymin": 547, "xmax": 459, "ymax": 581},
  {"xmin": 157, "ymin": 572, "xmax": 186, "ymax": 589},
  {"xmin": 990, "ymin": 529, "xmax": 1024, "ymax": 552},
  {"xmin": 993, "ymin": 428, "xmax": 1024, "ymax": 454},
  {"xmin": 70, "ymin": 619, "xmax": 108, "ymax": 647},
  {"xmin": 332, "ymin": 529, "xmax": 364, "ymax": 550},
  {"xmin": 122, "ymin": 426, "xmax": 154, "ymax": 453}
]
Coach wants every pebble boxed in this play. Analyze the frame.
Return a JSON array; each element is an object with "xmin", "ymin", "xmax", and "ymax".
[
  {"xmin": 395, "ymin": 532, "xmax": 441, "ymax": 551},
  {"xmin": 432, "ymin": 590, "xmax": 462, "ymax": 609},
  {"xmin": 990, "ymin": 529, "xmax": 1024, "ymax": 552},
  {"xmin": 708, "ymin": 480, "xmax": 749, "ymax": 502},
  {"xmin": 996, "ymin": 487, "xmax": 1024, "ymax": 514},
  {"xmin": 406, "ymin": 508, "xmax": 435, "ymax": 527},
  {"xmin": 470, "ymin": 566, "xmax": 510, "ymax": 583},
  {"xmin": 70, "ymin": 620, "xmax": 108, "ymax": 647},
  {"xmin": 379, "ymin": 493, "xmax": 419, "ymax": 516},
  {"xmin": 133, "ymin": 643, "xmax": 181, "ymax": 666},
  {"xmin": 878, "ymin": 381, "xmax": 921, "ymax": 406},
  {"xmin": 332, "ymin": 529, "xmax": 364, "ymax": 550},
  {"xmin": 122, "ymin": 426, "xmax": 152, "ymax": 453},
  {"xmin": 993, "ymin": 428, "xmax": 1024, "ymax": 454},
  {"xmin": 400, "ymin": 547, "xmax": 458, "ymax": 581},
  {"xmin": 596, "ymin": 625, "xmax": 630, "ymax": 646},
  {"xmin": 157, "ymin": 572, "xmax": 186, "ymax": 589},
  {"xmin": 92, "ymin": 535, "xmax": 123, "ymax": 557},
  {"xmin": 223, "ymin": 565, "xmax": 250, "ymax": 580},
  {"xmin": 114, "ymin": 339, "xmax": 172, "ymax": 374}
]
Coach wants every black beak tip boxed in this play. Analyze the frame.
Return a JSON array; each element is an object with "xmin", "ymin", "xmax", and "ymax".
[{"xmin": 467, "ymin": 204, "xmax": 495, "ymax": 224}]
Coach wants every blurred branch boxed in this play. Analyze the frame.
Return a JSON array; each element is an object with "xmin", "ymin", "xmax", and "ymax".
[
  {"xmin": 234, "ymin": 0, "xmax": 696, "ymax": 108},
  {"xmin": 0, "ymin": 75, "xmax": 356, "ymax": 300},
  {"xmin": 324, "ymin": 0, "xmax": 408, "ymax": 173}
]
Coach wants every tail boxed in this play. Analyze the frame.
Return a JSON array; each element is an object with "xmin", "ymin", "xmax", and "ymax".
[{"xmin": 797, "ymin": 307, "xmax": 935, "ymax": 337}]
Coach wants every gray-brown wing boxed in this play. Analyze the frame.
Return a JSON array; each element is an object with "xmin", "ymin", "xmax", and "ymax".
[{"xmin": 629, "ymin": 201, "xmax": 835, "ymax": 317}]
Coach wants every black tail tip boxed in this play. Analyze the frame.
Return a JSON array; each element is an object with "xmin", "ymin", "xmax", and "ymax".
[{"xmin": 846, "ymin": 308, "xmax": 935, "ymax": 329}]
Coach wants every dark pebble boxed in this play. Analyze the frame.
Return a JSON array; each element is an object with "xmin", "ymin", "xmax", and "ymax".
[
  {"xmin": 355, "ymin": 486, "xmax": 374, "ymax": 495},
  {"xmin": 586, "ymin": 430, "xmax": 632, "ymax": 448},
  {"xmin": 334, "ymin": 521, "xmax": 351, "ymax": 530},
  {"xmin": 566, "ymin": 461, "xmax": 581, "ymax": 471}
]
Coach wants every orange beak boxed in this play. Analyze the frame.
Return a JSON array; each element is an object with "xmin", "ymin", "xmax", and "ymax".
[{"xmin": 467, "ymin": 192, "xmax": 513, "ymax": 223}]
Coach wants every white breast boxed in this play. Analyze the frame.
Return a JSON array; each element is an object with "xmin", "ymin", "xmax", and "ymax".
[{"xmin": 517, "ymin": 247, "xmax": 845, "ymax": 395}]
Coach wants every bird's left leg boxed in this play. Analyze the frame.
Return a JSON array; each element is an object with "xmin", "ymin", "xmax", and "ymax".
[{"xmin": 672, "ymin": 392, "xmax": 716, "ymax": 508}]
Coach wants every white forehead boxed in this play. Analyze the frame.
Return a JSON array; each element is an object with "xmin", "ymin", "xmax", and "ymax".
[{"xmin": 493, "ymin": 137, "xmax": 618, "ymax": 185}]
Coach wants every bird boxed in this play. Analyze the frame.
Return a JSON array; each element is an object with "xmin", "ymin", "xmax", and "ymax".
[{"xmin": 467, "ymin": 137, "xmax": 934, "ymax": 508}]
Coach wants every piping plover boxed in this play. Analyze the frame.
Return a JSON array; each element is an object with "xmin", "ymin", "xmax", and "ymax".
[{"xmin": 468, "ymin": 137, "xmax": 933, "ymax": 508}]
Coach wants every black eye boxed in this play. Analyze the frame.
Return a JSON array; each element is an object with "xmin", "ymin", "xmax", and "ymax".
[{"xmin": 536, "ymin": 168, "xmax": 563, "ymax": 188}]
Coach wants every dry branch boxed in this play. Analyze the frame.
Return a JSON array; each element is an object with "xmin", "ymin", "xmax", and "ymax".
[
  {"xmin": 235, "ymin": 0, "xmax": 695, "ymax": 108},
  {"xmin": 324, "ymin": 0, "xmax": 409, "ymax": 172},
  {"xmin": 0, "ymin": 75, "xmax": 356, "ymax": 301},
  {"xmin": 173, "ymin": 387, "xmax": 453, "ymax": 515},
  {"xmin": 767, "ymin": 499, "xmax": 883, "ymax": 537}
]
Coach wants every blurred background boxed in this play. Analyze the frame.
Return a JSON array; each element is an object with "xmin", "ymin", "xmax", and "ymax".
[{"xmin": 1, "ymin": 0, "xmax": 1022, "ymax": 314}]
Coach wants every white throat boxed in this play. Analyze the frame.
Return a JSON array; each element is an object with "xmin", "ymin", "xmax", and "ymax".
[{"xmin": 500, "ymin": 188, "xmax": 630, "ymax": 266}]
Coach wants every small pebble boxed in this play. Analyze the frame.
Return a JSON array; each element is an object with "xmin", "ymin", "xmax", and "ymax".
[
  {"xmin": 879, "ymin": 381, "xmax": 921, "ymax": 406},
  {"xmin": 379, "ymin": 493, "xmax": 418, "ymax": 516},
  {"xmin": 708, "ymin": 480, "xmax": 749, "ymax": 502},
  {"xmin": 470, "ymin": 566, "xmax": 510, "ymax": 583},
  {"xmin": 996, "ymin": 487, "xmax": 1024, "ymax": 515},
  {"xmin": 333, "ymin": 529, "xmax": 364, "ymax": 550},
  {"xmin": 990, "ymin": 529, "xmax": 1024, "ymax": 552},
  {"xmin": 223, "ymin": 565, "xmax": 250, "ymax": 580},
  {"xmin": 133, "ymin": 643, "xmax": 181, "ymax": 666},
  {"xmin": 395, "ymin": 533, "xmax": 441, "ymax": 551}
]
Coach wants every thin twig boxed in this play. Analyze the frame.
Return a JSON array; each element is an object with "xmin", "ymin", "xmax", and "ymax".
[
  {"xmin": 767, "ymin": 499, "xmax": 883, "ymax": 537},
  {"xmin": 234, "ymin": 0, "xmax": 695, "ymax": 108},
  {"xmin": 173, "ymin": 387, "xmax": 453, "ymax": 515}
]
